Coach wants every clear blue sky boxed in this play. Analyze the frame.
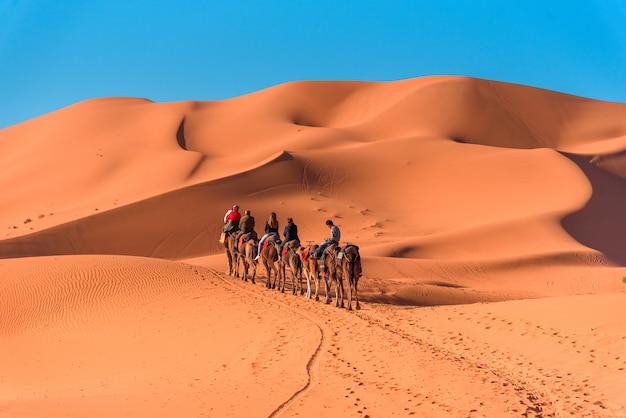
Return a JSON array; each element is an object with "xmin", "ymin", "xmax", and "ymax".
[{"xmin": 1, "ymin": 0, "xmax": 626, "ymax": 130}]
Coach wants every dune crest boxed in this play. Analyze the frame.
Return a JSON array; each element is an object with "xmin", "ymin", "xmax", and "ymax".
[{"xmin": 2, "ymin": 75, "xmax": 626, "ymax": 268}]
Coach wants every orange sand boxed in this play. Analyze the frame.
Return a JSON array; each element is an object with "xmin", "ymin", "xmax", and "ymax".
[{"xmin": 1, "ymin": 76, "xmax": 626, "ymax": 417}]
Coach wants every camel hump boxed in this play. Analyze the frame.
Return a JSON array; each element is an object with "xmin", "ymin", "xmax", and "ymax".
[{"xmin": 343, "ymin": 244, "xmax": 360, "ymax": 254}]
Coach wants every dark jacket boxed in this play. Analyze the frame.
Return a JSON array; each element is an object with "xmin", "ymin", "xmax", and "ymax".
[
  {"xmin": 239, "ymin": 215, "xmax": 255, "ymax": 234},
  {"xmin": 283, "ymin": 221, "xmax": 299, "ymax": 242},
  {"xmin": 265, "ymin": 221, "xmax": 279, "ymax": 235}
]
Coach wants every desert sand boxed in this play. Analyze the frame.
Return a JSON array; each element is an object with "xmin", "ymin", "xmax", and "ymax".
[{"xmin": 1, "ymin": 75, "xmax": 626, "ymax": 417}]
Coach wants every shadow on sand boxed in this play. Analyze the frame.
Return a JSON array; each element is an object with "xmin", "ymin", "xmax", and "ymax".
[{"xmin": 561, "ymin": 152, "xmax": 626, "ymax": 266}]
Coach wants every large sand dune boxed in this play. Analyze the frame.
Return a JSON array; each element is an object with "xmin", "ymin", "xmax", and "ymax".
[{"xmin": 2, "ymin": 76, "xmax": 626, "ymax": 416}]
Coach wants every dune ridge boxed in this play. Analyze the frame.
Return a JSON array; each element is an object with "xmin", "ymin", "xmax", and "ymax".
[{"xmin": 3, "ymin": 75, "xmax": 626, "ymax": 292}]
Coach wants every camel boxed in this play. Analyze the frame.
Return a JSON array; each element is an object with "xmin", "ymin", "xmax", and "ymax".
[
  {"xmin": 278, "ymin": 240, "xmax": 302, "ymax": 295},
  {"xmin": 222, "ymin": 232, "xmax": 238, "ymax": 276},
  {"xmin": 339, "ymin": 244, "xmax": 362, "ymax": 310},
  {"xmin": 237, "ymin": 238, "xmax": 257, "ymax": 284},
  {"xmin": 319, "ymin": 243, "xmax": 344, "ymax": 307},
  {"xmin": 260, "ymin": 233, "xmax": 280, "ymax": 289},
  {"xmin": 299, "ymin": 244, "xmax": 329, "ymax": 302}
]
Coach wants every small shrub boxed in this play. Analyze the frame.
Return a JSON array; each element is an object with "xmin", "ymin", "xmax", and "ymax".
[{"xmin": 24, "ymin": 218, "xmax": 32, "ymax": 224}]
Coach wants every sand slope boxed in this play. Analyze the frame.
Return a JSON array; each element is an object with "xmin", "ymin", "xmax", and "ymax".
[
  {"xmin": 1, "ymin": 255, "xmax": 625, "ymax": 417},
  {"xmin": 3, "ymin": 76, "xmax": 626, "ymax": 266},
  {"xmin": 2, "ymin": 75, "xmax": 626, "ymax": 416}
]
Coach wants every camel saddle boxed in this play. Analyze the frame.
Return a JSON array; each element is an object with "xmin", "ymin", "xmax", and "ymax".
[
  {"xmin": 261, "ymin": 233, "xmax": 280, "ymax": 251},
  {"xmin": 281, "ymin": 240, "xmax": 301, "ymax": 256},
  {"xmin": 237, "ymin": 231, "xmax": 257, "ymax": 249},
  {"xmin": 301, "ymin": 244, "xmax": 318, "ymax": 262}
]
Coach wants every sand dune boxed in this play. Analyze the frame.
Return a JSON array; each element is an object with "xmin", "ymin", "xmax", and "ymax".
[{"xmin": 2, "ymin": 75, "xmax": 626, "ymax": 416}]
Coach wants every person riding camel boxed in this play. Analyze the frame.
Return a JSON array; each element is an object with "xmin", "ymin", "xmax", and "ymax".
[
  {"xmin": 239, "ymin": 210, "xmax": 256, "ymax": 235},
  {"xmin": 235, "ymin": 209, "xmax": 256, "ymax": 250},
  {"xmin": 223, "ymin": 204, "xmax": 241, "ymax": 234},
  {"xmin": 255, "ymin": 212, "xmax": 279, "ymax": 260},
  {"xmin": 314, "ymin": 219, "xmax": 340, "ymax": 258},
  {"xmin": 278, "ymin": 217, "xmax": 300, "ymax": 260}
]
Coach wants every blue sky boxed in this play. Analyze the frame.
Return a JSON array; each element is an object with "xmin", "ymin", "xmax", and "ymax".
[{"xmin": 1, "ymin": 0, "xmax": 625, "ymax": 130}]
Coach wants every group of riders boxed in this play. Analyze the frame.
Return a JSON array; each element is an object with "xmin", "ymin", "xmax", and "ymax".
[
  {"xmin": 222, "ymin": 204, "xmax": 362, "ymax": 309},
  {"xmin": 222, "ymin": 204, "xmax": 341, "ymax": 261}
]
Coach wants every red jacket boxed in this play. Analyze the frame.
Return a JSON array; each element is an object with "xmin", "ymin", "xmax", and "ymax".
[{"xmin": 226, "ymin": 210, "xmax": 241, "ymax": 223}]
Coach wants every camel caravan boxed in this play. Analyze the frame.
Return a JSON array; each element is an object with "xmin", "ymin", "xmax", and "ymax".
[{"xmin": 219, "ymin": 206, "xmax": 363, "ymax": 310}]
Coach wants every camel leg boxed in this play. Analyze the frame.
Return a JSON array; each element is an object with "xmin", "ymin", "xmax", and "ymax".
[
  {"xmin": 302, "ymin": 269, "xmax": 309, "ymax": 298},
  {"xmin": 272, "ymin": 265, "xmax": 277, "ymax": 289},
  {"xmin": 264, "ymin": 261, "xmax": 272, "ymax": 289},
  {"xmin": 323, "ymin": 274, "xmax": 331, "ymax": 304},
  {"xmin": 336, "ymin": 275, "xmax": 345, "ymax": 309},
  {"xmin": 298, "ymin": 264, "xmax": 304, "ymax": 296},
  {"xmin": 304, "ymin": 270, "xmax": 312, "ymax": 299},
  {"xmin": 347, "ymin": 279, "xmax": 353, "ymax": 311},
  {"xmin": 272, "ymin": 265, "xmax": 276, "ymax": 289},
  {"xmin": 239, "ymin": 257, "xmax": 245, "ymax": 281},
  {"xmin": 313, "ymin": 271, "xmax": 319, "ymax": 301},
  {"xmin": 345, "ymin": 266, "xmax": 353, "ymax": 311},
  {"xmin": 354, "ymin": 264, "xmax": 361, "ymax": 309},
  {"xmin": 290, "ymin": 264, "xmax": 297, "ymax": 295},
  {"xmin": 295, "ymin": 266, "xmax": 300, "ymax": 296}
]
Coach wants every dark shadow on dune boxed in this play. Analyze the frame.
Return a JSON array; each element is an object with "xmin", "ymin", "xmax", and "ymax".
[
  {"xmin": 561, "ymin": 152, "xmax": 626, "ymax": 266},
  {"xmin": 420, "ymin": 280, "xmax": 466, "ymax": 289},
  {"xmin": 451, "ymin": 136, "xmax": 474, "ymax": 145},
  {"xmin": 187, "ymin": 154, "xmax": 207, "ymax": 178},
  {"xmin": 271, "ymin": 150, "xmax": 294, "ymax": 162},
  {"xmin": 292, "ymin": 117, "xmax": 319, "ymax": 128},
  {"xmin": 176, "ymin": 117, "xmax": 187, "ymax": 150},
  {"xmin": 362, "ymin": 292, "xmax": 503, "ymax": 307},
  {"xmin": 388, "ymin": 246, "xmax": 416, "ymax": 258}
]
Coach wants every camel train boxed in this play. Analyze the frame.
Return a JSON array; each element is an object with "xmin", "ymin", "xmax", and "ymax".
[{"xmin": 221, "ymin": 229, "xmax": 363, "ymax": 310}]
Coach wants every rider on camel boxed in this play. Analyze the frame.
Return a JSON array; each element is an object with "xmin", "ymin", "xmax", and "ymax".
[
  {"xmin": 278, "ymin": 217, "xmax": 300, "ymax": 260},
  {"xmin": 255, "ymin": 212, "xmax": 279, "ymax": 260},
  {"xmin": 235, "ymin": 209, "xmax": 256, "ymax": 250},
  {"xmin": 223, "ymin": 204, "xmax": 241, "ymax": 234},
  {"xmin": 314, "ymin": 219, "xmax": 340, "ymax": 258}
]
